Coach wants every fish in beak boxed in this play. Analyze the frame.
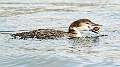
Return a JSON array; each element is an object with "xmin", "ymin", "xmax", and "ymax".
[
  {"xmin": 91, "ymin": 27, "xmax": 101, "ymax": 33},
  {"xmin": 89, "ymin": 22, "xmax": 102, "ymax": 33}
]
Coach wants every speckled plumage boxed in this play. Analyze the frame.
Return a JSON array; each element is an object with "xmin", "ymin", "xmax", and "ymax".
[{"xmin": 12, "ymin": 29, "xmax": 67, "ymax": 39}]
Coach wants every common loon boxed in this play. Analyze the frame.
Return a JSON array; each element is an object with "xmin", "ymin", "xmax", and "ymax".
[{"xmin": 11, "ymin": 19, "xmax": 101, "ymax": 39}]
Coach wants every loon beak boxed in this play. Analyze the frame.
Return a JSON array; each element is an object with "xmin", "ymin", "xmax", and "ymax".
[{"xmin": 91, "ymin": 22, "xmax": 102, "ymax": 26}]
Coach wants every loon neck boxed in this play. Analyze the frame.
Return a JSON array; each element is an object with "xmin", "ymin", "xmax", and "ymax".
[{"xmin": 68, "ymin": 27, "xmax": 82, "ymax": 37}]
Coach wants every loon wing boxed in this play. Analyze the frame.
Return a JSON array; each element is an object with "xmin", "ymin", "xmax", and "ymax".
[{"xmin": 11, "ymin": 29, "xmax": 66, "ymax": 39}]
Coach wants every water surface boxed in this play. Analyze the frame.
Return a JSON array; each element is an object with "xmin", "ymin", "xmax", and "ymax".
[{"xmin": 0, "ymin": 1, "xmax": 120, "ymax": 67}]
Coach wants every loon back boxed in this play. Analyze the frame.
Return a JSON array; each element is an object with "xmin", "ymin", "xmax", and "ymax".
[{"xmin": 11, "ymin": 29, "xmax": 66, "ymax": 39}]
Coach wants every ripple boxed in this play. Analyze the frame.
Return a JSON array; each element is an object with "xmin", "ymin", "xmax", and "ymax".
[{"xmin": 0, "ymin": 2, "xmax": 120, "ymax": 67}]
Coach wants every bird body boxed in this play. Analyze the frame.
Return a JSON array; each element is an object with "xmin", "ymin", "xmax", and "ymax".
[{"xmin": 11, "ymin": 19, "xmax": 101, "ymax": 39}]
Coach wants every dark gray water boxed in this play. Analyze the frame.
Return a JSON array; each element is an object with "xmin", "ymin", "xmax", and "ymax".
[{"xmin": 0, "ymin": 1, "xmax": 120, "ymax": 67}]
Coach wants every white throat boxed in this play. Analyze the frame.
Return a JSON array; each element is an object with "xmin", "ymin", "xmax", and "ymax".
[{"xmin": 72, "ymin": 27, "xmax": 82, "ymax": 37}]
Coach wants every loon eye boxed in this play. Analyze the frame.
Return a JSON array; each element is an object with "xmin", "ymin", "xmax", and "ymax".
[{"xmin": 86, "ymin": 23, "xmax": 89, "ymax": 24}]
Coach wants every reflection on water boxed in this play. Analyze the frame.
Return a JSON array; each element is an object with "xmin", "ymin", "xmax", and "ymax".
[
  {"xmin": 0, "ymin": 1, "xmax": 120, "ymax": 67},
  {"xmin": 69, "ymin": 37, "xmax": 99, "ymax": 47}
]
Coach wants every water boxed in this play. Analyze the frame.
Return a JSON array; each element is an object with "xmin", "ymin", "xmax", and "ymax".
[{"xmin": 0, "ymin": 0, "xmax": 120, "ymax": 67}]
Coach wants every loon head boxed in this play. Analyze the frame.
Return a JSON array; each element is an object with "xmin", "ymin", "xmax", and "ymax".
[{"xmin": 68, "ymin": 19, "xmax": 102, "ymax": 37}]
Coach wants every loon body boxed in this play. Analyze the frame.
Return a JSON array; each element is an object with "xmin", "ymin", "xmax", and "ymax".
[
  {"xmin": 11, "ymin": 19, "xmax": 101, "ymax": 39},
  {"xmin": 12, "ymin": 29, "xmax": 67, "ymax": 39}
]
